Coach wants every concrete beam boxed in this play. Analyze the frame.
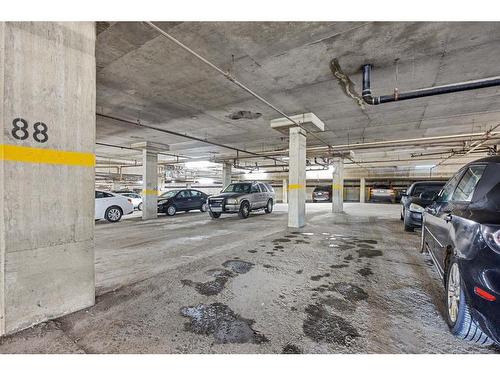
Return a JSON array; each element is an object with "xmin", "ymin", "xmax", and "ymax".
[
  {"xmin": 360, "ymin": 177, "xmax": 366, "ymax": 203},
  {"xmin": 332, "ymin": 157, "xmax": 344, "ymax": 213},
  {"xmin": 142, "ymin": 149, "xmax": 158, "ymax": 220},
  {"xmin": 0, "ymin": 22, "xmax": 96, "ymax": 335},
  {"xmin": 222, "ymin": 162, "xmax": 232, "ymax": 189},
  {"xmin": 288, "ymin": 127, "xmax": 306, "ymax": 228},
  {"xmin": 282, "ymin": 179, "xmax": 288, "ymax": 203}
]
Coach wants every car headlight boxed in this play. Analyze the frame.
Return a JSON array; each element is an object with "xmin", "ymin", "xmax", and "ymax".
[
  {"xmin": 481, "ymin": 225, "xmax": 500, "ymax": 253},
  {"xmin": 409, "ymin": 203, "xmax": 424, "ymax": 213},
  {"xmin": 226, "ymin": 198, "xmax": 238, "ymax": 204}
]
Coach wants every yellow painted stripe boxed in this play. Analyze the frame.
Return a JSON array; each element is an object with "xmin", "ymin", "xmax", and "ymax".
[
  {"xmin": 288, "ymin": 183, "xmax": 305, "ymax": 190},
  {"xmin": 0, "ymin": 144, "xmax": 95, "ymax": 167},
  {"xmin": 143, "ymin": 189, "xmax": 160, "ymax": 195},
  {"xmin": 332, "ymin": 183, "xmax": 343, "ymax": 190}
]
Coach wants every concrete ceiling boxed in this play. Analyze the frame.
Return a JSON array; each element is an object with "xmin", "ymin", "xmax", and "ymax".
[{"xmin": 95, "ymin": 21, "xmax": 500, "ymax": 177}]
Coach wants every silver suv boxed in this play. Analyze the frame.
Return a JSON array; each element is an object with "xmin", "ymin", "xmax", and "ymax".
[{"xmin": 207, "ymin": 182, "xmax": 275, "ymax": 219}]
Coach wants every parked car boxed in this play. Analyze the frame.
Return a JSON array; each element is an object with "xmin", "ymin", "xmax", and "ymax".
[
  {"xmin": 157, "ymin": 189, "xmax": 209, "ymax": 216},
  {"xmin": 400, "ymin": 181, "xmax": 446, "ymax": 231},
  {"xmin": 95, "ymin": 191, "xmax": 134, "ymax": 222},
  {"xmin": 119, "ymin": 192, "xmax": 143, "ymax": 211},
  {"xmin": 421, "ymin": 156, "xmax": 500, "ymax": 346},
  {"xmin": 369, "ymin": 184, "xmax": 396, "ymax": 203},
  {"xmin": 207, "ymin": 182, "xmax": 275, "ymax": 219},
  {"xmin": 312, "ymin": 185, "xmax": 332, "ymax": 202}
]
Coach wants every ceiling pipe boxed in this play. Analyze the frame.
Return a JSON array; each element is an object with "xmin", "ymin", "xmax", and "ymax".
[
  {"xmin": 362, "ymin": 64, "xmax": 500, "ymax": 105},
  {"xmin": 97, "ymin": 112, "xmax": 287, "ymax": 166}
]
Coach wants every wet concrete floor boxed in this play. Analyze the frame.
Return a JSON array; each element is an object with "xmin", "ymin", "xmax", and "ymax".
[{"xmin": 0, "ymin": 203, "xmax": 497, "ymax": 353}]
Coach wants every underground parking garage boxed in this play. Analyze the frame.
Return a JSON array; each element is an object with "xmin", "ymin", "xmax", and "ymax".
[{"xmin": 1, "ymin": 17, "xmax": 500, "ymax": 356}]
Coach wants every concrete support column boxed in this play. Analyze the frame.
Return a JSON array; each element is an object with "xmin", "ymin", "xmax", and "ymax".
[
  {"xmin": 332, "ymin": 157, "xmax": 344, "ymax": 213},
  {"xmin": 0, "ymin": 22, "xmax": 96, "ymax": 335},
  {"xmin": 288, "ymin": 127, "xmax": 306, "ymax": 228},
  {"xmin": 142, "ymin": 149, "xmax": 158, "ymax": 220},
  {"xmin": 222, "ymin": 162, "xmax": 232, "ymax": 188},
  {"xmin": 282, "ymin": 179, "xmax": 288, "ymax": 203},
  {"xmin": 360, "ymin": 177, "xmax": 366, "ymax": 203}
]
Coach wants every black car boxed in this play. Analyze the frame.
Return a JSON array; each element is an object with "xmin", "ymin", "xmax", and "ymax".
[
  {"xmin": 421, "ymin": 156, "xmax": 500, "ymax": 346},
  {"xmin": 157, "ymin": 189, "xmax": 208, "ymax": 216},
  {"xmin": 312, "ymin": 185, "xmax": 332, "ymax": 202},
  {"xmin": 400, "ymin": 181, "xmax": 446, "ymax": 232}
]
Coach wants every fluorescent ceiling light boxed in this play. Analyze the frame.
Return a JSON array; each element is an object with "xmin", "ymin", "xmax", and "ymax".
[{"xmin": 184, "ymin": 160, "xmax": 218, "ymax": 169}]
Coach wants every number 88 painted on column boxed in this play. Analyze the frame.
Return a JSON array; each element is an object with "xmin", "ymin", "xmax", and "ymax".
[{"xmin": 11, "ymin": 118, "xmax": 48, "ymax": 143}]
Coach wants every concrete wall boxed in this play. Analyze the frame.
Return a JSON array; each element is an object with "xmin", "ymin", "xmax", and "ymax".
[{"xmin": 0, "ymin": 22, "xmax": 96, "ymax": 335}]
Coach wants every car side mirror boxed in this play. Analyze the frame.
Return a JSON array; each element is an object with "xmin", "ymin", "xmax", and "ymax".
[{"xmin": 420, "ymin": 191, "xmax": 437, "ymax": 201}]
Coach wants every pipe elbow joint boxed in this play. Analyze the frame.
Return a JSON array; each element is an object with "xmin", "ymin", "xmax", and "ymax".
[{"xmin": 362, "ymin": 93, "xmax": 379, "ymax": 105}]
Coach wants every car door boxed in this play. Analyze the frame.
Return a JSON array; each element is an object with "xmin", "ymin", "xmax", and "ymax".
[
  {"xmin": 175, "ymin": 190, "xmax": 192, "ymax": 210},
  {"xmin": 425, "ymin": 171, "xmax": 464, "ymax": 272},
  {"xmin": 250, "ymin": 184, "xmax": 261, "ymax": 208},
  {"xmin": 95, "ymin": 191, "xmax": 114, "ymax": 219},
  {"xmin": 188, "ymin": 190, "xmax": 204, "ymax": 209},
  {"xmin": 258, "ymin": 183, "xmax": 269, "ymax": 207}
]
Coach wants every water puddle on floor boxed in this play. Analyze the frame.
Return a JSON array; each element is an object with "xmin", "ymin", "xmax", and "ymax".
[
  {"xmin": 180, "ymin": 303, "xmax": 268, "ymax": 344},
  {"xmin": 222, "ymin": 260, "xmax": 254, "ymax": 274}
]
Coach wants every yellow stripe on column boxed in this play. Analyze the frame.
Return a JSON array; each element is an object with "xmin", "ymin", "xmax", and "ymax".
[
  {"xmin": 288, "ymin": 184, "xmax": 305, "ymax": 190},
  {"xmin": 143, "ymin": 189, "xmax": 160, "ymax": 195},
  {"xmin": 0, "ymin": 144, "xmax": 95, "ymax": 167},
  {"xmin": 332, "ymin": 183, "xmax": 343, "ymax": 190}
]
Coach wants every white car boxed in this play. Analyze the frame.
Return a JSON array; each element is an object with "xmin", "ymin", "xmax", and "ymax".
[
  {"xmin": 119, "ymin": 192, "xmax": 143, "ymax": 211},
  {"xmin": 95, "ymin": 191, "xmax": 134, "ymax": 222}
]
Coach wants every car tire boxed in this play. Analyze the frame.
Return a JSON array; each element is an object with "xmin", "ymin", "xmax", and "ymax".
[
  {"xmin": 200, "ymin": 203, "xmax": 208, "ymax": 212},
  {"xmin": 265, "ymin": 199, "xmax": 273, "ymax": 214},
  {"xmin": 238, "ymin": 201, "xmax": 250, "ymax": 219},
  {"xmin": 137, "ymin": 202, "xmax": 143, "ymax": 211},
  {"xmin": 445, "ymin": 259, "xmax": 493, "ymax": 346},
  {"xmin": 420, "ymin": 221, "xmax": 427, "ymax": 253},
  {"xmin": 400, "ymin": 208, "xmax": 404, "ymax": 221},
  {"xmin": 209, "ymin": 211, "xmax": 221, "ymax": 219},
  {"xmin": 105, "ymin": 206, "xmax": 123, "ymax": 222},
  {"xmin": 166, "ymin": 205, "xmax": 177, "ymax": 216}
]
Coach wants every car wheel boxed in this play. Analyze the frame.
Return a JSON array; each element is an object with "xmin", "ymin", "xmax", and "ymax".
[
  {"xmin": 138, "ymin": 202, "xmax": 143, "ymax": 211},
  {"xmin": 166, "ymin": 205, "xmax": 177, "ymax": 216},
  {"xmin": 105, "ymin": 206, "xmax": 123, "ymax": 222},
  {"xmin": 238, "ymin": 201, "xmax": 250, "ymax": 219},
  {"xmin": 209, "ymin": 211, "xmax": 221, "ymax": 219},
  {"xmin": 445, "ymin": 259, "xmax": 493, "ymax": 346},
  {"xmin": 200, "ymin": 203, "xmax": 208, "ymax": 212},
  {"xmin": 400, "ymin": 208, "xmax": 404, "ymax": 221},
  {"xmin": 265, "ymin": 199, "xmax": 273, "ymax": 214}
]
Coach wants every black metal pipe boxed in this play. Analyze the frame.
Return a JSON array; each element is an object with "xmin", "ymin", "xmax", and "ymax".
[{"xmin": 361, "ymin": 64, "xmax": 500, "ymax": 105}]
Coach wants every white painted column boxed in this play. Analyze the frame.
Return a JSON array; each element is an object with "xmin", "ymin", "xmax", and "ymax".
[
  {"xmin": 222, "ymin": 162, "xmax": 232, "ymax": 188},
  {"xmin": 0, "ymin": 22, "xmax": 96, "ymax": 335},
  {"xmin": 332, "ymin": 157, "xmax": 344, "ymax": 213},
  {"xmin": 282, "ymin": 179, "xmax": 288, "ymax": 203},
  {"xmin": 142, "ymin": 149, "xmax": 158, "ymax": 220},
  {"xmin": 360, "ymin": 177, "xmax": 366, "ymax": 203},
  {"xmin": 288, "ymin": 127, "xmax": 306, "ymax": 228}
]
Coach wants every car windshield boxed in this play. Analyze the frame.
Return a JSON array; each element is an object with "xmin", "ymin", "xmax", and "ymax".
[
  {"xmin": 223, "ymin": 183, "xmax": 252, "ymax": 194},
  {"xmin": 159, "ymin": 190, "xmax": 180, "ymax": 199},
  {"xmin": 314, "ymin": 186, "xmax": 330, "ymax": 192},
  {"xmin": 412, "ymin": 184, "xmax": 444, "ymax": 197},
  {"xmin": 373, "ymin": 185, "xmax": 390, "ymax": 189}
]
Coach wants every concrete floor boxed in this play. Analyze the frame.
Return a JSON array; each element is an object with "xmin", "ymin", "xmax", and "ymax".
[{"xmin": 0, "ymin": 203, "xmax": 498, "ymax": 353}]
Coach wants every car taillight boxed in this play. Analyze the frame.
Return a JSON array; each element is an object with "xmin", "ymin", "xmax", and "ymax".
[
  {"xmin": 481, "ymin": 225, "xmax": 500, "ymax": 253},
  {"xmin": 474, "ymin": 286, "xmax": 496, "ymax": 302}
]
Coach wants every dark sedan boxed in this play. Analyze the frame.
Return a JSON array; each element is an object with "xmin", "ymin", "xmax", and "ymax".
[
  {"xmin": 157, "ymin": 189, "xmax": 208, "ymax": 216},
  {"xmin": 421, "ymin": 156, "xmax": 500, "ymax": 346},
  {"xmin": 400, "ymin": 181, "xmax": 445, "ymax": 232}
]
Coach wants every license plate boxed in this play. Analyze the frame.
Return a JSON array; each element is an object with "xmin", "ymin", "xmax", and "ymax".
[{"xmin": 211, "ymin": 207, "xmax": 222, "ymax": 212}]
